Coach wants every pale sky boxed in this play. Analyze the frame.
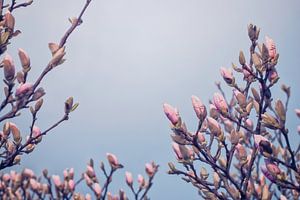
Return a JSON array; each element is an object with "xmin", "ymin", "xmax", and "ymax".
[{"xmin": 5, "ymin": 0, "xmax": 300, "ymax": 199}]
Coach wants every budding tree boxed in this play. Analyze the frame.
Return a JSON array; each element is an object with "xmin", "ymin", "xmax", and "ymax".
[
  {"xmin": 164, "ymin": 24, "xmax": 300, "ymax": 199},
  {"xmin": 0, "ymin": 1, "xmax": 158, "ymax": 199}
]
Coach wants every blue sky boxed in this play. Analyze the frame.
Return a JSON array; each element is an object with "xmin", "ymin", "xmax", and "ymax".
[{"xmin": 4, "ymin": 0, "xmax": 300, "ymax": 199}]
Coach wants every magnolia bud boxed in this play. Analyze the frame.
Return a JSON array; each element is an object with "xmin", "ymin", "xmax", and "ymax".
[
  {"xmin": 252, "ymin": 53, "xmax": 263, "ymax": 72},
  {"xmin": 93, "ymin": 183, "xmax": 102, "ymax": 196},
  {"xmin": 137, "ymin": 174, "xmax": 145, "ymax": 188},
  {"xmin": 9, "ymin": 123, "xmax": 21, "ymax": 143},
  {"xmin": 163, "ymin": 103, "xmax": 180, "ymax": 125},
  {"xmin": 50, "ymin": 47, "xmax": 66, "ymax": 67},
  {"xmin": 265, "ymin": 36, "xmax": 277, "ymax": 59},
  {"xmin": 2, "ymin": 54, "xmax": 15, "ymax": 81},
  {"xmin": 68, "ymin": 180, "xmax": 75, "ymax": 191},
  {"xmin": 233, "ymin": 89, "xmax": 246, "ymax": 108},
  {"xmin": 52, "ymin": 175, "xmax": 61, "ymax": 187},
  {"xmin": 220, "ymin": 67, "xmax": 234, "ymax": 85},
  {"xmin": 4, "ymin": 11, "xmax": 15, "ymax": 31},
  {"xmin": 145, "ymin": 163, "xmax": 155, "ymax": 177},
  {"xmin": 191, "ymin": 95, "xmax": 207, "ymax": 121},
  {"xmin": 213, "ymin": 93, "xmax": 228, "ymax": 114},
  {"xmin": 261, "ymin": 113, "xmax": 281, "ymax": 129},
  {"xmin": 207, "ymin": 117, "xmax": 221, "ymax": 137},
  {"xmin": 239, "ymin": 51, "xmax": 246, "ymax": 65},
  {"xmin": 106, "ymin": 153, "xmax": 119, "ymax": 167},
  {"xmin": 15, "ymin": 83, "xmax": 33, "ymax": 97},
  {"xmin": 125, "ymin": 171, "xmax": 133, "ymax": 186},
  {"xmin": 275, "ymin": 100, "xmax": 285, "ymax": 123},
  {"xmin": 18, "ymin": 48, "xmax": 30, "ymax": 69}
]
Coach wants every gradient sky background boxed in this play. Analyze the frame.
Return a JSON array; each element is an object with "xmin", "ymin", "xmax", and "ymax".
[{"xmin": 4, "ymin": 0, "xmax": 300, "ymax": 199}]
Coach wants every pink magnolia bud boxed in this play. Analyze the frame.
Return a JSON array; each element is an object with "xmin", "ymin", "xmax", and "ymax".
[
  {"xmin": 23, "ymin": 168, "xmax": 35, "ymax": 178},
  {"xmin": 265, "ymin": 36, "xmax": 277, "ymax": 59},
  {"xmin": 223, "ymin": 119, "xmax": 234, "ymax": 133},
  {"xmin": 207, "ymin": 117, "xmax": 221, "ymax": 137},
  {"xmin": 86, "ymin": 165, "xmax": 95, "ymax": 177},
  {"xmin": 137, "ymin": 174, "xmax": 145, "ymax": 188},
  {"xmin": 15, "ymin": 83, "xmax": 33, "ymax": 97},
  {"xmin": 18, "ymin": 48, "xmax": 30, "ymax": 69},
  {"xmin": 69, "ymin": 168, "xmax": 75, "ymax": 179},
  {"xmin": 106, "ymin": 153, "xmax": 119, "ymax": 167},
  {"xmin": 191, "ymin": 95, "xmax": 207, "ymax": 120},
  {"xmin": 2, "ymin": 54, "xmax": 15, "ymax": 81},
  {"xmin": 233, "ymin": 89, "xmax": 246, "ymax": 108},
  {"xmin": 209, "ymin": 104, "xmax": 219, "ymax": 119},
  {"xmin": 213, "ymin": 93, "xmax": 228, "ymax": 113},
  {"xmin": 235, "ymin": 143, "xmax": 247, "ymax": 161},
  {"xmin": 68, "ymin": 179, "xmax": 75, "ymax": 191},
  {"xmin": 125, "ymin": 171, "xmax": 133, "ymax": 186},
  {"xmin": 63, "ymin": 169, "xmax": 68, "ymax": 179},
  {"xmin": 197, "ymin": 132, "xmax": 206, "ymax": 144},
  {"xmin": 32, "ymin": 126, "xmax": 41, "ymax": 138},
  {"xmin": 4, "ymin": 11, "xmax": 15, "ymax": 30},
  {"xmin": 268, "ymin": 69, "xmax": 278, "ymax": 82},
  {"xmin": 295, "ymin": 109, "xmax": 300, "ymax": 118},
  {"xmin": 30, "ymin": 178, "xmax": 38, "ymax": 190},
  {"xmin": 163, "ymin": 103, "xmax": 179, "ymax": 125},
  {"xmin": 52, "ymin": 175, "xmax": 61, "ymax": 187},
  {"xmin": 145, "ymin": 163, "xmax": 155, "ymax": 177},
  {"xmin": 172, "ymin": 143, "xmax": 183, "ymax": 160},
  {"xmin": 220, "ymin": 67, "xmax": 234, "ymax": 84},
  {"xmin": 84, "ymin": 173, "xmax": 93, "ymax": 186},
  {"xmin": 93, "ymin": 183, "xmax": 102, "ymax": 196}
]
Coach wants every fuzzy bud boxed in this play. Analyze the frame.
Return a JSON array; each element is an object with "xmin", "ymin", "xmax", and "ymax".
[
  {"xmin": 125, "ymin": 171, "xmax": 133, "ymax": 186},
  {"xmin": 2, "ymin": 54, "xmax": 15, "ymax": 81},
  {"xmin": 213, "ymin": 93, "xmax": 228, "ymax": 114},
  {"xmin": 18, "ymin": 48, "xmax": 30, "ymax": 69},
  {"xmin": 220, "ymin": 67, "xmax": 234, "ymax": 85},
  {"xmin": 265, "ymin": 36, "xmax": 277, "ymax": 59},
  {"xmin": 191, "ymin": 95, "xmax": 207, "ymax": 121},
  {"xmin": 163, "ymin": 103, "xmax": 180, "ymax": 125}
]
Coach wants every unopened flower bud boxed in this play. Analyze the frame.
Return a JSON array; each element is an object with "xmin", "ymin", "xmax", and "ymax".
[
  {"xmin": 93, "ymin": 183, "xmax": 102, "ymax": 196},
  {"xmin": 106, "ymin": 153, "xmax": 119, "ymax": 167},
  {"xmin": 252, "ymin": 53, "xmax": 263, "ymax": 72},
  {"xmin": 86, "ymin": 165, "xmax": 95, "ymax": 178},
  {"xmin": 235, "ymin": 143, "xmax": 247, "ymax": 162},
  {"xmin": 15, "ymin": 83, "xmax": 33, "ymax": 97},
  {"xmin": 9, "ymin": 123, "xmax": 21, "ymax": 143},
  {"xmin": 268, "ymin": 69, "xmax": 279, "ymax": 83},
  {"xmin": 52, "ymin": 175, "xmax": 61, "ymax": 187},
  {"xmin": 2, "ymin": 54, "xmax": 15, "ymax": 81},
  {"xmin": 213, "ymin": 93, "xmax": 228, "ymax": 114},
  {"xmin": 163, "ymin": 103, "xmax": 180, "ymax": 125},
  {"xmin": 239, "ymin": 51, "xmax": 246, "ymax": 65},
  {"xmin": 18, "ymin": 48, "xmax": 30, "ymax": 69},
  {"xmin": 265, "ymin": 36, "xmax": 277, "ymax": 59},
  {"xmin": 145, "ymin": 163, "xmax": 155, "ymax": 177},
  {"xmin": 233, "ymin": 89, "xmax": 246, "ymax": 108},
  {"xmin": 125, "ymin": 171, "xmax": 133, "ymax": 186},
  {"xmin": 23, "ymin": 168, "xmax": 35, "ymax": 178},
  {"xmin": 275, "ymin": 100, "xmax": 285, "ymax": 123},
  {"xmin": 207, "ymin": 117, "xmax": 221, "ymax": 137},
  {"xmin": 68, "ymin": 180, "xmax": 75, "ymax": 191},
  {"xmin": 220, "ymin": 67, "xmax": 234, "ymax": 85},
  {"xmin": 50, "ymin": 47, "xmax": 66, "ymax": 67},
  {"xmin": 261, "ymin": 113, "xmax": 281, "ymax": 130},
  {"xmin": 4, "ymin": 11, "xmax": 15, "ymax": 31},
  {"xmin": 137, "ymin": 174, "xmax": 145, "ymax": 188},
  {"xmin": 191, "ymin": 95, "xmax": 207, "ymax": 121}
]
